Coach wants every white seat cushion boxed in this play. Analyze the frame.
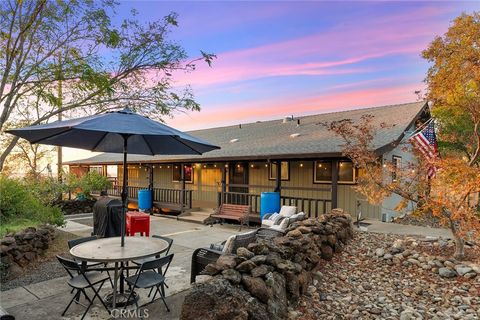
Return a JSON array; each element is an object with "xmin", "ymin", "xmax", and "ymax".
[
  {"xmin": 261, "ymin": 212, "xmax": 284, "ymax": 228},
  {"xmin": 270, "ymin": 217, "xmax": 290, "ymax": 231},
  {"xmin": 289, "ymin": 212, "xmax": 306, "ymax": 223},
  {"xmin": 222, "ymin": 235, "xmax": 236, "ymax": 253},
  {"xmin": 279, "ymin": 206, "xmax": 296, "ymax": 218}
]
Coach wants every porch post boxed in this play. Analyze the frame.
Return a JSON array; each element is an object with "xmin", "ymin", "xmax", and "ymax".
[
  {"xmin": 331, "ymin": 160, "xmax": 339, "ymax": 209},
  {"xmin": 221, "ymin": 164, "xmax": 227, "ymax": 205},
  {"xmin": 148, "ymin": 165, "xmax": 153, "ymax": 190},
  {"xmin": 274, "ymin": 160, "xmax": 281, "ymax": 193},
  {"xmin": 180, "ymin": 163, "xmax": 186, "ymax": 213},
  {"xmin": 148, "ymin": 164, "xmax": 154, "ymax": 212}
]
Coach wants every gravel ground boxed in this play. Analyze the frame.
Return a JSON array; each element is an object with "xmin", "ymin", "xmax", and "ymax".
[
  {"xmin": 294, "ymin": 231, "xmax": 480, "ymax": 320},
  {"xmin": 1, "ymin": 230, "xmax": 76, "ymax": 291}
]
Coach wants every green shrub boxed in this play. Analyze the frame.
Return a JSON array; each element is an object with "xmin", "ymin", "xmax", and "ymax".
[
  {"xmin": 0, "ymin": 176, "xmax": 64, "ymax": 235},
  {"xmin": 27, "ymin": 176, "xmax": 67, "ymax": 206},
  {"xmin": 68, "ymin": 171, "xmax": 111, "ymax": 198}
]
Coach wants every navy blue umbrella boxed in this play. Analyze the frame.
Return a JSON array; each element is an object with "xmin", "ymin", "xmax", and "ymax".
[{"xmin": 7, "ymin": 108, "xmax": 219, "ymax": 246}]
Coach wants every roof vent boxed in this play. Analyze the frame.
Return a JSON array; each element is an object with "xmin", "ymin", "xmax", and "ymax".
[
  {"xmin": 229, "ymin": 138, "xmax": 239, "ymax": 143},
  {"xmin": 290, "ymin": 133, "xmax": 301, "ymax": 138}
]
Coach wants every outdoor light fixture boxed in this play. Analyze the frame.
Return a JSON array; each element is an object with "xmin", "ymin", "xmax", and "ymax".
[
  {"xmin": 225, "ymin": 164, "xmax": 229, "ymax": 168},
  {"xmin": 167, "ymin": 165, "xmax": 170, "ymax": 169},
  {"xmin": 159, "ymin": 165, "xmax": 162, "ymax": 169},
  {"xmin": 300, "ymin": 163, "xmax": 304, "ymax": 167}
]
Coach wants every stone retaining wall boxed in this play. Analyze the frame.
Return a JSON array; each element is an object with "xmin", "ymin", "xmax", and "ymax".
[
  {"xmin": 0, "ymin": 225, "xmax": 56, "ymax": 278},
  {"xmin": 180, "ymin": 212, "xmax": 353, "ymax": 320}
]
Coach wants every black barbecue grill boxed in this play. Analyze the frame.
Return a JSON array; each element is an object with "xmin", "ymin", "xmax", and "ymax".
[{"xmin": 93, "ymin": 197, "xmax": 124, "ymax": 237}]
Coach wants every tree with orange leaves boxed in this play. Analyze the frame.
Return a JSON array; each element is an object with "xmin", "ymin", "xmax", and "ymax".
[
  {"xmin": 325, "ymin": 11, "xmax": 480, "ymax": 261},
  {"xmin": 324, "ymin": 115, "xmax": 479, "ymax": 260}
]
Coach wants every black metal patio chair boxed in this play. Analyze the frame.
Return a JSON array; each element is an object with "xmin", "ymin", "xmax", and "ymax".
[
  {"xmin": 124, "ymin": 253, "xmax": 174, "ymax": 313},
  {"xmin": 129, "ymin": 235, "xmax": 174, "ymax": 295},
  {"xmin": 68, "ymin": 236, "xmax": 114, "ymax": 287},
  {"xmin": 56, "ymin": 255, "xmax": 111, "ymax": 320},
  {"xmin": 190, "ymin": 227, "xmax": 285, "ymax": 283},
  {"xmin": 130, "ymin": 235, "xmax": 173, "ymax": 266}
]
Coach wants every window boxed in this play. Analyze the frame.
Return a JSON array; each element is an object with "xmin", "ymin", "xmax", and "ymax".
[
  {"xmin": 314, "ymin": 160, "xmax": 355, "ymax": 183},
  {"xmin": 392, "ymin": 156, "xmax": 402, "ymax": 181},
  {"xmin": 89, "ymin": 165, "xmax": 103, "ymax": 175},
  {"xmin": 314, "ymin": 161, "xmax": 332, "ymax": 183},
  {"xmin": 339, "ymin": 161, "xmax": 355, "ymax": 183},
  {"xmin": 172, "ymin": 164, "xmax": 193, "ymax": 183},
  {"xmin": 269, "ymin": 161, "xmax": 289, "ymax": 180}
]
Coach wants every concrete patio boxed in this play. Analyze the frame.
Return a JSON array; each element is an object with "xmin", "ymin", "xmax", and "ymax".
[{"xmin": 2, "ymin": 214, "xmax": 249, "ymax": 320}]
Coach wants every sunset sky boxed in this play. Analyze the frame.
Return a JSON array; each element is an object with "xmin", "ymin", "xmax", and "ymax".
[{"xmin": 65, "ymin": 0, "xmax": 478, "ymax": 161}]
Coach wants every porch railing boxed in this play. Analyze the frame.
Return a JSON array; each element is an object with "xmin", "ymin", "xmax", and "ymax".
[
  {"xmin": 99, "ymin": 185, "xmax": 192, "ymax": 209},
  {"xmin": 152, "ymin": 187, "xmax": 192, "ymax": 209},
  {"xmin": 217, "ymin": 191, "xmax": 331, "ymax": 218}
]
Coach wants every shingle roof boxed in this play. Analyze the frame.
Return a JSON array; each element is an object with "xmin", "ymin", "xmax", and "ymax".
[{"xmin": 66, "ymin": 101, "xmax": 427, "ymax": 165}]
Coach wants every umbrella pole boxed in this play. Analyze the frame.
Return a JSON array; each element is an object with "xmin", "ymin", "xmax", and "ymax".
[{"xmin": 121, "ymin": 135, "xmax": 128, "ymax": 247}]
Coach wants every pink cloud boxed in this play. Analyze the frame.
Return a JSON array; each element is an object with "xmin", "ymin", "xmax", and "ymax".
[
  {"xmin": 171, "ymin": 6, "xmax": 448, "ymax": 88},
  {"xmin": 167, "ymin": 82, "xmax": 424, "ymax": 130}
]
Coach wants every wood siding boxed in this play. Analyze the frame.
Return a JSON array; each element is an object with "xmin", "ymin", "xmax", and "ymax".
[{"xmin": 112, "ymin": 160, "xmax": 381, "ymax": 219}]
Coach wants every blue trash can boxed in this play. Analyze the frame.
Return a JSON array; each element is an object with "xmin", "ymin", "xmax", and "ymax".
[
  {"xmin": 138, "ymin": 189, "xmax": 152, "ymax": 211},
  {"xmin": 260, "ymin": 192, "xmax": 280, "ymax": 220}
]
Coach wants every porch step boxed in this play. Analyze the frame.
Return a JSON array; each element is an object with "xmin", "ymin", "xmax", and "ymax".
[{"xmin": 177, "ymin": 209, "xmax": 214, "ymax": 224}]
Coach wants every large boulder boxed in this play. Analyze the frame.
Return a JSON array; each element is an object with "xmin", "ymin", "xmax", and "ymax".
[
  {"xmin": 265, "ymin": 272, "xmax": 288, "ymax": 319},
  {"xmin": 180, "ymin": 278, "xmax": 269, "ymax": 320},
  {"xmin": 242, "ymin": 275, "xmax": 269, "ymax": 303}
]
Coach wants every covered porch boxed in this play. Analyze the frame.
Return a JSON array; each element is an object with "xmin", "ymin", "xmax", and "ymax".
[{"xmin": 89, "ymin": 157, "xmax": 380, "ymax": 222}]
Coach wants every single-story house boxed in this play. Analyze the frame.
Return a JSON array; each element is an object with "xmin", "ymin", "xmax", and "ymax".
[{"xmin": 66, "ymin": 101, "xmax": 430, "ymax": 222}]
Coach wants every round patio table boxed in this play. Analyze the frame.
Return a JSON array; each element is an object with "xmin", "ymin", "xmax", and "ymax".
[{"xmin": 70, "ymin": 236, "xmax": 169, "ymax": 308}]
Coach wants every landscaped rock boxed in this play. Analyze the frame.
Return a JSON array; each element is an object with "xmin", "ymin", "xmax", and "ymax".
[
  {"xmin": 320, "ymin": 244, "xmax": 333, "ymax": 260},
  {"xmin": 1, "ymin": 237, "xmax": 15, "ymax": 245},
  {"xmin": 454, "ymin": 265, "xmax": 473, "ymax": 276},
  {"xmin": 286, "ymin": 229, "xmax": 302, "ymax": 238},
  {"xmin": 375, "ymin": 248, "xmax": 385, "ymax": 257},
  {"xmin": 265, "ymin": 272, "xmax": 288, "ymax": 319},
  {"xmin": 296, "ymin": 226, "xmax": 312, "ymax": 234},
  {"xmin": 201, "ymin": 263, "xmax": 221, "ymax": 276},
  {"xmin": 181, "ymin": 212, "xmax": 353, "ymax": 320},
  {"xmin": 251, "ymin": 264, "xmax": 271, "ymax": 278},
  {"xmin": 242, "ymin": 275, "xmax": 269, "ymax": 303},
  {"xmin": 463, "ymin": 272, "xmax": 477, "ymax": 279},
  {"xmin": 439, "ymin": 267, "xmax": 457, "ymax": 278},
  {"xmin": 215, "ymin": 254, "xmax": 238, "ymax": 270},
  {"xmin": 236, "ymin": 260, "xmax": 257, "ymax": 273},
  {"xmin": 251, "ymin": 254, "xmax": 267, "ymax": 265},
  {"xmin": 222, "ymin": 268, "xmax": 242, "ymax": 284},
  {"xmin": 237, "ymin": 247, "xmax": 255, "ymax": 259},
  {"xmin": 180, "ymin": 278, "xmax": 269, "ymax": 320},
  {"xmin": 0, "ymin": 225, "xmax": 56, "ymax": 278}
]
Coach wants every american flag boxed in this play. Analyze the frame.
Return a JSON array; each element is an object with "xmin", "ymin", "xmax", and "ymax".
[{"xmin": 409, "ymin": 120, "xmax": 438, "ymax": 178}]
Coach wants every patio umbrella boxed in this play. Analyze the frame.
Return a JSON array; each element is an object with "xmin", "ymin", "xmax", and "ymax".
[{"xmin": 7, "ymin": 108, "xmax": 220, "ymax": 246}]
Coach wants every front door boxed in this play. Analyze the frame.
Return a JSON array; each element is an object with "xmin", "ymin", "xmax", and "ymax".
[{"xmin": 228, "ymin": 162, "xmax": 249, "ymax": 204}]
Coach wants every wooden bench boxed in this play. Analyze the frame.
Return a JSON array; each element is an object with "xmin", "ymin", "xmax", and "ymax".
[{"xmin": 210, "ymin": 204, "xmax": 250, "ymax": 230}]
